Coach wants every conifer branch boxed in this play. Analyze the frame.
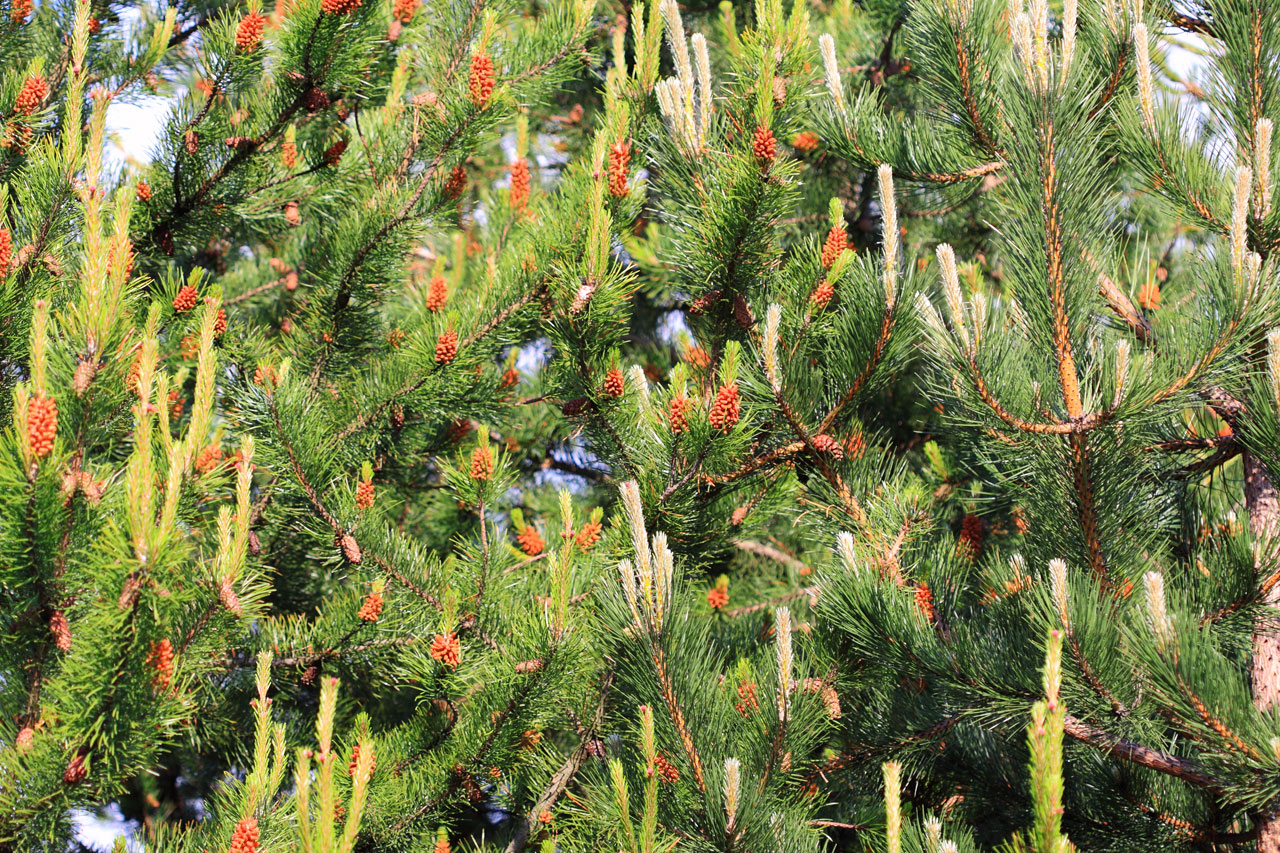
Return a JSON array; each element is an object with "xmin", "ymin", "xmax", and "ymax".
[
  {"xmin": 1121, "ymin": 786, "xmax": 1259, "ymax": 843},
  {"xmin": 1169, "ymin": 12, "xmax": 1215, "ymax": 37},
  {"xmin": 1152, "ymin": 434, "xmax": 1234, "ymax": 452},
  {"xmin": 503, "ymin": 672, "xmax": 612, "ymax": 853},
  {"xmin": 10, "ymin": 186, "xmax": 72, "ymax": 285},
  {"xmin": 660, "ymin": 443, "xmax": 709, "ymax": 502},
  {"xmin": 1088, "ymin": 49, "xmax": 1128, "ymax": 121},
  {"xmin": 269, "ymin": 396, "xmax": 441, "ymax": 609},
  {"xmin": 19, "ymin": 386, "xmax": 99, "ymax": 725},
  {"xmin": 384, "ymin": 644, "xmax": 559, "ymax": 835},
  {"xmin": 234, "ymin": 159, "xmax": 333, "ymax": 206},
  {"xmin": 588, "ymin": 406, "xmax": 640, "ymax": 480},
  {"xmin": 178, "ymin": 599, "xmax": 222, "ymax": 656},
  {"xmin": 952, "ymin": 32, "xmax": 1000, "ymax": 156},
  {"xmin": 1174, "ymin": 443, "xmax": 1242, "ymax": 478},
  {"xmin": 903, "ymin": 161, "xmax": 1004, "ymax": 183},
  {"xmin": 1069, "ymin": 656, "xmax": 1127, "ymax": 724},
  {"xmin": 1200, "ymin": 555, "xmax": 1280, "ymax": 626},
  {"xmin": 1061, "ymin": 715, "xmax": 1232, "ymax": 796},
  {"xmin": 167, "ymin": 13, "xmax": 215, "ymax": 47},
  {"xmin": 1138, "ymin": 323, "xmax": 1241, "ymax": 408},
  {"xmin": 705, "ymin": 441, "xmax": 805, "ymax": 486},
  {"xmin": 964, "ymin": 355, "xmax": 1107, "ymax": 433},
  {"xmin": 537, "ymin": 451, "xmax": 611, "ymax": 483},
  {"xmin": 9, "ymin": 0, "xmax": 1278, "ymax": 845},
  {"xmin": 1039, "ymin": 119, "xmax": 1086, "ymax": 415},
  {"xmin": 1173, "ymin": 675, "xmax": 1265, "ymax": 762},
  {"xmin": 510, "ymin": 35, "xmax": 590, "ymax": 86},
  {"xmin": 318, "ymin": 17, "xmax": 590, "ymax": 379},
  {"xmin": 224, "ymin": 273, "xmax": 299, "ymax": 305},
  {"xmin": 732, "ymin": 539, "xmax": 813, "ymax": 575},
  {"xmin": 804, "ymin": 717, "xmax": 959, "ymax": 782},
  {"xmin": 334, "ymin": 284, "xmax": 546, "ymax": 439},
  {"xmin": 1086, "ymin": 247, "xmax": 1154, "ymax": 344},
  {"xmin": 1062, "ymin": 623, "xmax": 1130, "ymax": 717},
  {"xmin": 651, "ymin": 644, "xmax": 707, "ymax": 792},
  {"xmin": 319, "ymin": 117, "xmax": 479, "ymax": 362},
  {"xmin": 154, "ymin": 35, "xmax": 328, "ymax": 248},
  {"xmin": 441, "ymin": 0, "xmax": 486, "ymax": 84},
  {"xmin": 231, "ymin": 637, "xmax": 423, "ymax": 668},
  {"xmin": 772, "ymin": 387, "xmax": 871, "ymax": 531},
  {"xmin": 818, "ymin": 306, "xmax": 895, "ymax": 434},
  {"xmin": 722, "ymin": 586, "xmax": 818, "ymax": 618},
  {"xmin": 1069, "ymin": 432, "xmax": 1108, "ymax": 584},
  {"xmin": 983, "ymin": 104, "xmax": 1111, "ymax": 588}
]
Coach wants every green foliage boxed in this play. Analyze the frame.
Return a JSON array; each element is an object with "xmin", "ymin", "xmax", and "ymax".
[{"xmin": 5, "ymin": 0, "xmax": 1280, "ymax": 849}]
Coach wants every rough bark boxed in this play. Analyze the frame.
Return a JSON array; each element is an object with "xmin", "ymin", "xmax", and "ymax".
[{"xmin": 1247, "ymin": 448, "xmax": 1280, "ymax": 852}]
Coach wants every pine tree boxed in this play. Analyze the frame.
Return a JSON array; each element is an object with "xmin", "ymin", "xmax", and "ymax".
[
  {"xmin": 547, "ymin": 0, "xmax": 1280, "ymax": 848},
  {"xmin": 2, "ymin": 0, "xmax": 599, "ymax": 846},
  {"xmin": 6, "ymin": 0, "xmax": 1280, "ymax": 847},
  {"xmin": 809, "ymin": 0, "xmax": 1280, "ymax": 848}
]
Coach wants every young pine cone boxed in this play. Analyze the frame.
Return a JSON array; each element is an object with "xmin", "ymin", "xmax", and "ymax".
[
  {"xmin": 752, "ymin": 126, "xmax": 776, "ymax": 165},
  {"xmin": 708, "ymin": 383, "xmax": 740, "ymax": 433},
  {"xmin": 340, "ymin": 533, "xmax": 362, "ymax": 564}
]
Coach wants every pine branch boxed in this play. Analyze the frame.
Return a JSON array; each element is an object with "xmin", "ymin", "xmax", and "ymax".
[
  {"xmin": 1086, "ymin": 246, "xmax": 1155, "ymax": 344},
  {"xmin": 317, "ymin": 116, "xmax": 480, "ymax": 373},
  {"xmin": 537, "ymin": 451, "xmax": 612, "ymax": 483},
  {"xmin": 167, "ymin": 12, "xmax": 215, "ymax": 47},
  {"xmin": 893, "ymin": 161, "xmax": 1003, "ymax": 184},
  {"xmin": 722, "ymin": 586, "xmax": 818, "ymax": 618},
  {"xmin": 951, "ymin": 30, "xmax": 1000, "ymax": 157},
  {"xmin": 818, "ymin": 305, "xmax": 896, "ymax": 434},
  {"xmin": 268, "ymin": 395, "xmax": 442, "ymax": 609},
  {"xmin": 1122, "ymin": 786, "xmax": 1258, "ymax": 844},
  {"xmin": 964, "ymin": 354, "xmax": 1111, "ymax": 434},
  {"xmin": 1063, "ymin": 626, "xmax": 1130, "ymax": 717},
  {"xmin": 805, "ymin": 716, "xmax": 959, "ymax": 783},
  {"xmin": 650, "ymin": 643, "xmax": 706, "ymax": 792},
  {"xmin": 1062, "ymin": 715, "xmax": 1232, "ymax": 796},
  {"xmin": 1173, "ymin": 674, "xmax": 1264, "ymax": 762},
  {"xmin": 773, "ymin": 386, "xmax": 871, "ymax": 532},
  {"xmin": 152, "ymin": 82, "xmax": 312, "ymax": 249},
  {"xmin": 334, "ymin": 284, "xmax": 546, "ymax": 439},
  {"xmin": 706, "ymin": 441, "xmax": 804, "ymax": 486},
  {"xmin": 1200, "ymin": 548, "xmax": 1280, "ymax": 626},
  {"xmin": 1088, "ymin": 50, "xmax": 1129, "ymax": 121},
  {"xmin": 383, "ymin": 643, "xmax": 559, "ymax": 836},
  {"xmin": 1169, "ymin": 12, "xmax": 1216, "ymax": 37},
  {"xmin": 660, "ymin": 443, "xmax": 710, "ymax": 503},
  {"xmin": 1175, "ymin": 443, "xmax": 1242, "ymax": 478},
  {"xmin": 503, "ymin": 672, "xmax": 612, "ymax": 853},
  {"xmin": 732, "ymin": 539, "xmax": 813, "ymax": 575}
]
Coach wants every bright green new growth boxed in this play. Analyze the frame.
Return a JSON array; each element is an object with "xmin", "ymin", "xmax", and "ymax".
[
  {"xmin": 1004, "ymin": 631, "xmax": 1071, "ymax": 853},
  {"xmin": 4, "ymin": 0, "xmax": 1280, "ymax": 848}
]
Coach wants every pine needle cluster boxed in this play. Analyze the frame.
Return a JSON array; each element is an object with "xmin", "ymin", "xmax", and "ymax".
[{"xmin": 4, "ymin": 0, "xmax": 1280, "ymax": 850}]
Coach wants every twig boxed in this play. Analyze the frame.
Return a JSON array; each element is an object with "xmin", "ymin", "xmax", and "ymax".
[
  {"xmin": 733, "ymin": 539, "xmax": 813, "ymax": 575},
  {"xmin": 504, "ymin": 673, "xmax": 613, "ymax": 853}
]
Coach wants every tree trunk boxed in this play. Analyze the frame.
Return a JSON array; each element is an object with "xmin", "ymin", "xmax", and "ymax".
[{"xmin": 1247, "ymin": 449, "xmax": 1280, "ymax": 852}]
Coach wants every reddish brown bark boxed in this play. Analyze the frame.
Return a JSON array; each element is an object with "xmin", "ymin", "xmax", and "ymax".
[{"xmin": 1247, "ymin": 448, "xmax": 1280, "ymax": 852}]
